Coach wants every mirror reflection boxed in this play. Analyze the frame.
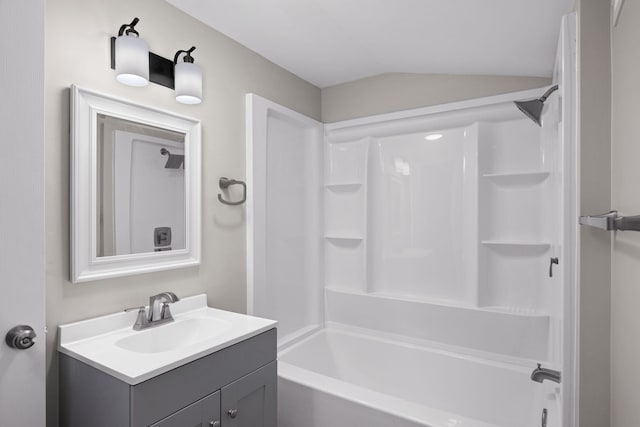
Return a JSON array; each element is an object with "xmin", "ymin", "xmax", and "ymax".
[{"xmin": 96, "ymin": 114, "xmax": 186, "ymax": 257}]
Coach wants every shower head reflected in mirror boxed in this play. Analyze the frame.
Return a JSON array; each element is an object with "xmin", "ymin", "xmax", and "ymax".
[
  {"xmin": 160, "ymin": 147, "xmax": 184, "ymax": 169},
  {"xmin": 514, "ymin": 85, "xmax": 559, "ymax": 127}
]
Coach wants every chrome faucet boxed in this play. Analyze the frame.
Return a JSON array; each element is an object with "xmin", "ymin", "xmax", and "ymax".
[
  {"xmin": 531, "ymin": 363, "xmax": 561, "ymax": 384},
  {"xmin": 125, "ymin": 292, "xmax": 180, "ymax": 330},
  {"xmin": 149, "ymin": 292, "xmax": 180, "ymax": 321}
]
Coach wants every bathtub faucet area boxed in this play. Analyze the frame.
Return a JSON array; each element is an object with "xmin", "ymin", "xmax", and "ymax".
[{"xmin": 531, "ymin": 363, "xmax": 561, "ymax": 384}]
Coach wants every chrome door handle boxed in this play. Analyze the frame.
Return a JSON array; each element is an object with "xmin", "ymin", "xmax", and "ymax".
[
  {"xmin": 227, "ymin": 408, "xmax": 238, "ymax": 419},
  {"xmin": 579, "ymin": 211, "xmax": 640, "ymax": 231},
  {"xmin": 5, "ymin": 325, "xmax": 37, "ymax": 350}
]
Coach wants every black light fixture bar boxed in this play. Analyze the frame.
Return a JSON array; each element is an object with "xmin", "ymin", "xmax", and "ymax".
[{"xmin": 110, "ymin": 37, "xmax": 175, "ymax": 89}]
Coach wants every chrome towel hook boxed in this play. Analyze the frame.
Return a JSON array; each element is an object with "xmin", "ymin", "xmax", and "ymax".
[{"xmin": 218, "ymin": 177, "xmax": 246, "ymax": 206}]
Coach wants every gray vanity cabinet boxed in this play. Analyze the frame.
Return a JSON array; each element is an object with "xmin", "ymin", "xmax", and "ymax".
[
  {"xmin": 150, "ymin": 361, "xmax": 277, "ymax": 427},
  {"xmin": 221, "ymin": 362, "xmax": 277, "ymax": 427},
  {"xmin": 60, "ymin": 329, "xmax": 276, "ymax": 427}
]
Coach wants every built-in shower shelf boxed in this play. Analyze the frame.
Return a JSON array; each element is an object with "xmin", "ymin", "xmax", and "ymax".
[
  {"xmin": 325, "ymin": 183, "xmax": 362, "ymax": 192},
  {"xmin": 325, "ymin": 235, "xmax": 364, "ymax": 243},
  {"xmin": 482, "ymin": 171, "xmax": 550, "ymax": 185},
  {"xmin": 481, "ymin": 241, "xmax": 551, "ymax": 253},
  {"xmin": 481, "ymin": 306, "xmax": 549, "ymax": 317}
]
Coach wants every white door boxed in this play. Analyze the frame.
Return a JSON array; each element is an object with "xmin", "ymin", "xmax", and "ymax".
[{"xmin": 0, "ymin": 1, "xmax": 46, "ymax": 426}]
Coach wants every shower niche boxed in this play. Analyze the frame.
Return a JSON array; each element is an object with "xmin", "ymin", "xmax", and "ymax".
[
  {"xmin": 324, "ymin": 138, "xmax": 368, "ymax": 291},
  {"xmin": 477, "ymin": 118, "xmax": 558, "ymax": 313}
]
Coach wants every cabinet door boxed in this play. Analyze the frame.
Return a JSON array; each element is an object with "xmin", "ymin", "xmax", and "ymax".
[
  {"xmin": 150, "ymin": 390, "xmax": 220, "ymax": 427},
  {"xmin": 221, "ymin": 361, "xmax": 276, "ymax": 427}
]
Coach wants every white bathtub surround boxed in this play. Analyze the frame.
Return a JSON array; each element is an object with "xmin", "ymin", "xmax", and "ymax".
[{"xmin": 247, "ymin": 14, "xmax": 576, "ymax": 427}]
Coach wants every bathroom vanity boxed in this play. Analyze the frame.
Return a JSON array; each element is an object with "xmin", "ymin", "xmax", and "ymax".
[{"xmin": 58, "ymin": 294, "xmax": 277, "ymax": 427}]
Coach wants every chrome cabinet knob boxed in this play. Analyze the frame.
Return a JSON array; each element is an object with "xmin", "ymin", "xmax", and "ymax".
[
  {"xmin": 5, "ymin": 325, "xmax": 36, "ymax": 350},
  {"xmin": 227, "ymin": 408, "xmax": 238, "ymax": 419},
  {"xmin": 209, "ymin": 421, "xmax": 220, "ymax": 427}
]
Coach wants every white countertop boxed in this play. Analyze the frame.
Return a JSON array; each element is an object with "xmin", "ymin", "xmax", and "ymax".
[{"xmin": 58, "ymin": 294, "xmax": 277, "ymax": 385}]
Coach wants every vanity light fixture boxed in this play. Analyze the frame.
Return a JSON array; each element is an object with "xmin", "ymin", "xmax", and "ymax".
[
  {"xmin": 110, "ymin": 18, "xmax": 204, "ymax": 104},
  {"xmin": 174, "ymin": 47, "xmax": 202, "ymax": 105},
  {"xmin": 114, "ymin": 18, "xmax": 149, "ymax": 87}
]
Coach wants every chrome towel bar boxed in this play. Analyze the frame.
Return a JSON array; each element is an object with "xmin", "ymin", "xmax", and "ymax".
[{"xmin": 579, "ymin": 211, "xmax": 640, "ymax": 231}]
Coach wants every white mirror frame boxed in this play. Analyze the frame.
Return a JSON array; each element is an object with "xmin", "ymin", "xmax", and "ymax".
[{"xmin": 70, "ymin": 85, "xmax": 201, "ymax": 283}]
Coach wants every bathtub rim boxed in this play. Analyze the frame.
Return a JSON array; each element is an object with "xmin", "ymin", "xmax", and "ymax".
[
  {"xmin": 279, "ymin": 323, "xmax": 550, "ymax": 370},
  {"xmin": 278, "ymin": 326, "xmax": 557, "ymax": 427}
]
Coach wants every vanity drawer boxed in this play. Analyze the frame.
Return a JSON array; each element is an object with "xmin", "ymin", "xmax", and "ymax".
[
  {"xmin": 131, "ymin": 328, "xmax": 276, "ymax": 426},
  {"xmin": 150, "ymin": 391, "xmax": 220, "ymax": 427}
]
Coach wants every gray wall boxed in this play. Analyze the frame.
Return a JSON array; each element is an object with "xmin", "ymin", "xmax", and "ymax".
[
  {"xmin": 321, "ymin": 73, "xmax": 551, "ymax": 123},
  {"xmin": 44, "ymin": 0, "xmax": 320, "ymax": 425},
  {"xmin": 611, "ymin": 1, "xmax": 640, "ymax": 426},
  {"xmin": 576, "ymin": 1, "xmax": 612, "ymax": 426}
]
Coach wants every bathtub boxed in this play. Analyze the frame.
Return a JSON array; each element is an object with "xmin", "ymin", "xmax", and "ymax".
[{"xmin": 278, "ymin": 327, "xmax": 559, "ymax": 427}]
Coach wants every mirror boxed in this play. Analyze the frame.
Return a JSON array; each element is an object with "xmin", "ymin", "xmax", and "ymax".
[
  {"xmin": 96, "ymin": 114, "xmax": 186, "ymax": 257},
  {"xmin": 71, "ymin": 85, "xmax": 201, "ymax": 282}
]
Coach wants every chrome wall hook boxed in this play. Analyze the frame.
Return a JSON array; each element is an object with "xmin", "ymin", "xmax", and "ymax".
[{"xmin": 218, "ymin": 177, "xmax": 246, "ymax": 206}]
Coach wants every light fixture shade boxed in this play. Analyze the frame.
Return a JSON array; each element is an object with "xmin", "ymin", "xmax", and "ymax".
[
  {"xmin": 115, "ymin": 34, "xmax": 149, "ymax": 87},
  {"xmin": 175, "ymin": 62, "xmax": 202, "ymax": 104}
]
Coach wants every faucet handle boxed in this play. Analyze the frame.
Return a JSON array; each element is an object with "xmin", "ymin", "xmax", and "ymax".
[
  {"xmin": 160, "ymin": 302, "xmax": 174, "ymax": 321},
  {"xmin": 125, "ymin": 306, "xmax": 150, "ymax": 330}
]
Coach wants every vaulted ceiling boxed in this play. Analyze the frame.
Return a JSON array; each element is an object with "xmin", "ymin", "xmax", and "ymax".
[{"xmin": 168, "ymin": 0, "xmax": 575, "ymax": 88}]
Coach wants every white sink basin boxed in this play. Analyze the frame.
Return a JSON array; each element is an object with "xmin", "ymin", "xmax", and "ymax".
[
  {"xmin": 115, "ymin": 317, "xmax": 232, "ymax": 354},
  {"xmin": 58, "ymin": 294, "xmax": 277, "ymax": 384}
]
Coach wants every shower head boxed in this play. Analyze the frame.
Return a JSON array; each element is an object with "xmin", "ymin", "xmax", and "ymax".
[
  {"xmin": 513, "ymin": 85, "xmax": 559, "ymax": 127},
  {"xmin": 160, "ymin": 148, "xmax": 184, "ymax": 169}
]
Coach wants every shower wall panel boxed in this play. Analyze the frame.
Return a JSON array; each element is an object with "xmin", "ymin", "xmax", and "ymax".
[
  {"xmin": 246, "ymin": 95, "xmax": 324, "ymax": 346},
  {"xmin": 264, "ymin": 114, "xmax": 322, "ymax": 341},
  {"xmin": 367, "ymin": 127, "xmax": 477, "ymax": 304}
]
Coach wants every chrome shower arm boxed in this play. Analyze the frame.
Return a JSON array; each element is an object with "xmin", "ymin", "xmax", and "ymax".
[{"xmin": 539, "ymin": 85, "xmax": 559, "ymax": 102}]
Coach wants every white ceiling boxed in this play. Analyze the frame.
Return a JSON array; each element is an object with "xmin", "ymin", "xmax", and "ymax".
[{"xmin": 167, "ymin": 0, "xmax": 575, "ymax": 88}]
